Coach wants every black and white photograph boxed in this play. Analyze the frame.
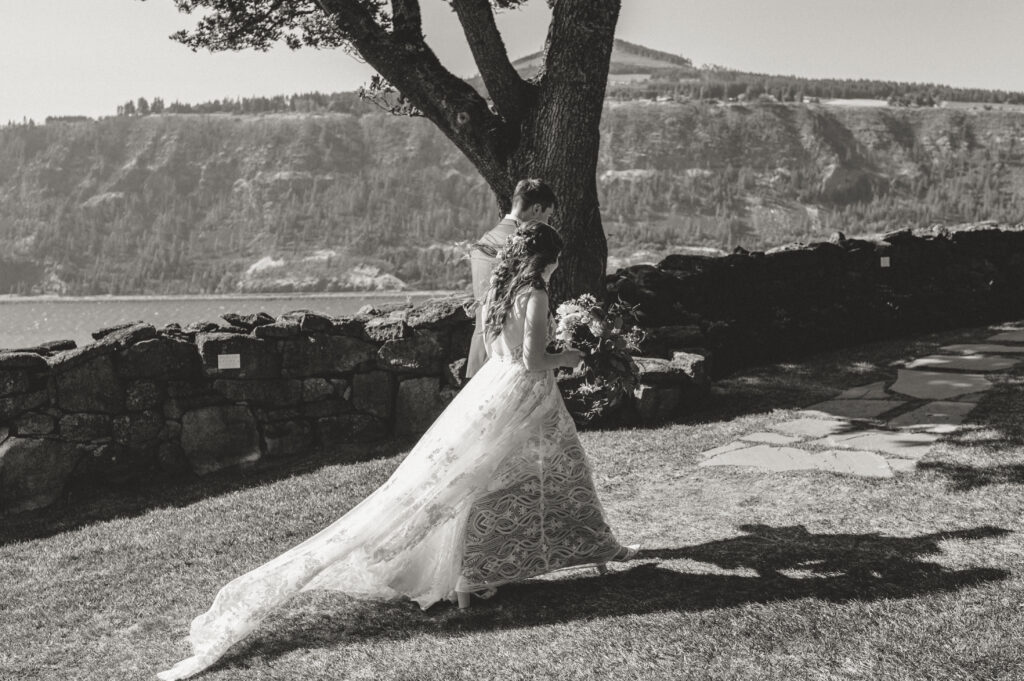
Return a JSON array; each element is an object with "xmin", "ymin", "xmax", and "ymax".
[{"xmin": 1, "ymin": 1, "xmax": 1022, "ymax": 679}]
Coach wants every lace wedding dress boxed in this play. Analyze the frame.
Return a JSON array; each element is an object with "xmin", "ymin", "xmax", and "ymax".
[{"xmin": 158, "ymin": 291, "xmax": 633, "ymax": 680}]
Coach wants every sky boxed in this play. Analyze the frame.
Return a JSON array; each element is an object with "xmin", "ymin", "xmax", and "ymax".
[{"xmin": 2, "ymin": 0, "xmax": 1024, "ymax": 123}]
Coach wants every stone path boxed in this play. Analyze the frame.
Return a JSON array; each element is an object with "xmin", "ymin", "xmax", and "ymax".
[{"xmin": 699, "ymin": 324, "xmax": 1024, "ymax": 478}]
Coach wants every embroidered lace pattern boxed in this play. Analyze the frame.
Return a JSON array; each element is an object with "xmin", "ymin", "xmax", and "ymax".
[{"xmin": 157, "ymin": 295, "xmax": 630, "ymax": 680}]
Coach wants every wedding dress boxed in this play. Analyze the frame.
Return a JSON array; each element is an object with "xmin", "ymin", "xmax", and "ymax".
[{"xmin": 158, "ymin": 289, "xmax": 633, "ymax": 680}]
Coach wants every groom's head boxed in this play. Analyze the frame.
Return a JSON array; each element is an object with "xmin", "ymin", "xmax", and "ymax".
[{"xmin": 511, "ymin": 179, "xmax": 557, "ymax": 222}]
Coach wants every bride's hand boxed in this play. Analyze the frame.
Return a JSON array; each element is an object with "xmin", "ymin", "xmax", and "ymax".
[{"xmin": 559, "ymin": 348, "xmax": 584, "ymax": 368}]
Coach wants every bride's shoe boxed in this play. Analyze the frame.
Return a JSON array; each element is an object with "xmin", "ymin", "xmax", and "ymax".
[{"xmin": 456, "ymin": 587, "xmax": 498, "ymax": 609}]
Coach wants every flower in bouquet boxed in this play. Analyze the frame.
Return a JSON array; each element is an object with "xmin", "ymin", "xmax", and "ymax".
[{"xmin": 554, "ymin": 295, "xmax": 643, "ymax": 424}]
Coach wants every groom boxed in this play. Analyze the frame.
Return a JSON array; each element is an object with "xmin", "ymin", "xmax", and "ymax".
[{"xmin": 466, "ymin": 178, "xmax": 558, "ymax": 378}]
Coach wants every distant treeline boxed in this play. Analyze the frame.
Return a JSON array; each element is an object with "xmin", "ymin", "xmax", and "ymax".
[
  {"xmin": 607, "ymin": 68, "xmax": 1024, "ymax": 106},
  {"xmin": 1, "ymin": 100, "xmax": 1023, "ymax": 295}
]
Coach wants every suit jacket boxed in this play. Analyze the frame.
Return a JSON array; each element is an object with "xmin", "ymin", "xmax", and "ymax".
[{"xmin": 466, "ymin": 217, "xmax": 518, "ymax": 378}]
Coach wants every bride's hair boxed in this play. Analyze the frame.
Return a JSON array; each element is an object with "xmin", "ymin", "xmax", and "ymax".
[{"xmin": 484, "ymin": 220, "xmax": 563, "ymax": 339}]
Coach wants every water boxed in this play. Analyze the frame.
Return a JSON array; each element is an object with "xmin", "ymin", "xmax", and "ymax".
[{"xmin": 0, "ymin": 292, "xmax": 458, "ymax": 350}]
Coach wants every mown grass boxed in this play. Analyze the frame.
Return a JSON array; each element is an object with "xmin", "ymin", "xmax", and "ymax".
[{"xmin": 2, "ymin": 324, "xmax": 1023, "ymax": 681}]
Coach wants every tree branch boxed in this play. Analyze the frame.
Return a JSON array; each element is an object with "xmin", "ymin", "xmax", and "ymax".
[
  {"xmin": 448, "ymin": 0, "xmax": 534, "ymax": 122},
  {"xmin": 390, "ymin": 0, "xmax": 422, "ymax": 40},
  {"xmin": 315, "ymin": 0, "xmax": 515, "ymax": 195}
]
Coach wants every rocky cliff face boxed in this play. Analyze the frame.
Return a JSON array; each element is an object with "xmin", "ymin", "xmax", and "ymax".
[{"xmin": 1, "ymin": 101, "xmax": 1022, "ymax": 294}]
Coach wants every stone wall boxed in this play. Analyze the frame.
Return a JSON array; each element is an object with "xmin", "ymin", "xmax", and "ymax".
[
  {"xmin": 607, "ymin": 224, "xmax": 1024, "ymax": 376},
  {"xmin": 0, "ymin": 300, "xmax": 474, "ymax": 514},
  {"xmin": 0, "ymin": 297, "xmax": 706, "ymax": 515}
]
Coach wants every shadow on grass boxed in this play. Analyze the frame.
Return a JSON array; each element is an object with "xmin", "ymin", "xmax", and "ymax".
[
  {"xmin": 215, "ymin": 524, "xmax": 1011, "ymax": 672},
  {"xmin": 0, "ymin": 439, "xmax": 414, "ymax": 547},
  {"xmin": 917, "ymin": 462, "xmax": 1024, "ymax": 491}
]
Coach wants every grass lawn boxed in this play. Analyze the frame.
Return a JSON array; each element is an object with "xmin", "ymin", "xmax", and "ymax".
[{"xmin": 2, "ymin": 324, "xmax": 1023, "ymax": 681}]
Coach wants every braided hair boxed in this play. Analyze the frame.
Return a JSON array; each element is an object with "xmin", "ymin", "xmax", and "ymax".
[{"xmin": 484, "ymin": 220, "xmax": 564, "ymax": 339}]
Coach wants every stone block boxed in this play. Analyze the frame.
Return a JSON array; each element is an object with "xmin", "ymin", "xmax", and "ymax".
[
  {"xmin": 116, "ymin": 337, "xmax": 203, "ymax": 381},
  {"xmin": 126, "ymin": 381, "xmax": 161, "ymax": 412},
  {"xmin": 0, "ymin": 437, "xmax": 84, "ymax": 513},
  {"xmin": 261, "ymin": 420, "xmax": 315, "ymax": 459},
  {"xmin": 634, "ymin": 355, "xmax": 701, "ymax": 388},
  {"xmin": 297, "ymin": 311, "xmax": 334, "ymax": 333},
  {"xmin": 196, "ymin": 332, "xmax": 282, "ymax": 379},
  {"xmin": 163, "ymin": 387, "xmax": 228, "ymax": 421},
  {"xmin": 221, "ymin": 311, "xmax": 275, "ymax": 331},
  {"xmin": 92, "ymin": 321, "xmax": 143, "ymax": 341},
  {"xmin": 180, "ymin": 405, "xmax": 261, "ymax": 475},
  {"xmin": 54, "ymin": 355, "xmax": 124, "ymax": 414},
  {"xmin": 14, "ymin": 412, "xmax": 55, "ymax": 436},
  {"xmin": 634, "ymin": 384, "xmax": 681, "ymax": 423},
  {"xmin": 316, "ymin": 413, "xmax": 383, "ymax": 446},
  {"xmin": 95, "ymin": 322, "xmax": 157, "ymax": 349},
  {"xmin": 364, "ymin": 316, "xmax": 411, "ymax": 342},
  {"xmin": 254, "ymin": 321, "xmax": 301, "ymax": 339},
  {"xmin": 395, "ymin": 377, "xmax": 452, "ymax": 436},
  {"xmin": 301, "ymin": 399, "xmax": 349, "ymax": 419},
  {"xmin": 157, "ymin": 442, "xmax": 189, "ymax": 475},
  {"xmin": 351, "ymin": 371, "xmax": 394, "ymax": 417},
  {"xmin": 405, "ymin": 297, "xmax": 472, "ymax": 329},
  {"xmin": 112, "ymin": 410, "xmax": 164, "ymax": 448},
  {"xmin": 0, "ymin": 352, "xmax": 49, "ymax": 371},
  {"xmin": 48, "ymin": 343, "xmax": 117, "ymax": 373},
  {"xmin": 0, "ymin": 366, "xmax": 47, "ymax": 397},
  {"xmin": 639, "ymin": 325, "xmax": 705, "ymax": 358},
  {"xmin": 301, "ymin": 378, "xmax": 335, "ymax": 402},
  {"xmin": 377, "ymin": 330, "xmax": 446, "ymax": 374},
  {"xmin": 0, "ymin": 390, "xmax": 48, "ymax": 421},
  {"xmin": 60, "ymin": 413, "xmax": 113, "ymax": 442},
  {"xmin": 331, "ymin": 378, "xmax": 351, "ymax": 400},
  {"xmin": 329, "ymin": 317, "xmax": 369, "ymax": 340},
  {"xmin": 211, "ymin": 379, "xmax": 303, "ymax": 406},
  {"xmin": 280, "ymin": 334, "xmax": 376, "ymax": 377},
  {"xmin": 254, "ymin": 406, "xmax": 303, "ymax": 423}
]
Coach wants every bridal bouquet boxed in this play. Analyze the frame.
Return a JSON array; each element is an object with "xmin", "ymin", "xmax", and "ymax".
[{"xmin": 554, "ymin": 294, "xmax": 643, "ymax": 424}]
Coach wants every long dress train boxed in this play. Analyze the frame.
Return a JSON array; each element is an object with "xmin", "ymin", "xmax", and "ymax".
[{"xmin": 158, "ymin": 295, "xmax": 632, "ymax": 680}]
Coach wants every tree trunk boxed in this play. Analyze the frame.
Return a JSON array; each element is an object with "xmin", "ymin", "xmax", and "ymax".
[{"xmin": 508, "ymin": 0, "xmax": 620, "ymax": 303}]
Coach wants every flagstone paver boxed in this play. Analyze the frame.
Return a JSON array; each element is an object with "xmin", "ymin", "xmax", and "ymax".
[
  {"xmin": 699, "ymin": 444, "xmax": 893, "ymax": 478},
  {"xmin": 836, "ymin": 381, "xmax": 890, "ymax": 399},
  {"xmin": 771, "ymin": 417, "xmax": 856, "ymax": 438},
  {"xmin": 810, "ymin": 429, "xmax": 939, "ymax": 460},
  {"xmin": 698, "ymin": 322, "xmax": 1022, "ymax": 480},
  {"xmin": 802, "ymin": 399, "xmax": 906, "ymax": 420},
  {"xmin": 905, "ymin": 354, "xmax": 1021, "ymax": 372},
  {"xmin": 886, "ymin": 458, "xmax": 918, "ymax": 473},
  {"xmin": 739, "ymin": 432, "xmax": 803, "ymax": 445},
  {"xmin": 940, "ymin": 343, "xmax": 1024, "ymax": 355},
  {"xmin": 987, "ymin": 330, "xmax": 1024, "ymax": 343},
  {"xmin": 700, "ymin": 441, "xmax": 751, "ymax": 458},
  {"xmin": 889, "ymin": 369, "xmax": 992, "ymax": 400},
  {"xmin": 887, "ymin": 401, "xmax": 976, "ymax": 433}
]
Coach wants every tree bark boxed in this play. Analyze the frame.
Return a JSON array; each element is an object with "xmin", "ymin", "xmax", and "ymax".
[{"xmin": 516, "ymin": 0, "xmax": 621, "ymax": 302}]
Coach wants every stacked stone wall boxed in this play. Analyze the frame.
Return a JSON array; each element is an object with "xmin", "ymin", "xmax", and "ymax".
[
  {"xmin": 608, "ymin": 224, "xmax": 1024, "ymax": 375},
  {"xmin": 0, "ymin": 301, "xmax": 474, "ymax": 514},
  {"xmin": 0, "ymin": 297, "xmax": 708, "ymax": 515}
]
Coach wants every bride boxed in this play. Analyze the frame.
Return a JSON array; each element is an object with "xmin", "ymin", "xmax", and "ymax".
[{"xmin": 158, "ymin": 220, "xmax": 635, "ymax": 679}]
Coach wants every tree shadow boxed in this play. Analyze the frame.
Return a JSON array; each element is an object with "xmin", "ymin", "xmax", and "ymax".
[
  {"xmin": 917, "ymin": 462, "xmax": 1024, "ymax": 491},
  {"xmin": 212, "ymin": 524, "xmax": 1011, "ymax": 672},
  {"xmin": 0, "ymin": 439, "xmax": 414, "ymax": 547}
]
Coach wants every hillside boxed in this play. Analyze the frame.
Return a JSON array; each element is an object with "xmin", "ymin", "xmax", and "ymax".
[{"xmin": 2, "ymin": 39, "xmax": 1024, "ymax": 295}]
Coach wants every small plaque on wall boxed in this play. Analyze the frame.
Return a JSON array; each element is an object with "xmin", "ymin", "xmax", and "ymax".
[
  {"xmin": 217, "ymin": 354, "xmax": 241, "ymax": 370},
  {"xmin": 880, "ymin": 256, "xmax": 891, "ymax": 268}
]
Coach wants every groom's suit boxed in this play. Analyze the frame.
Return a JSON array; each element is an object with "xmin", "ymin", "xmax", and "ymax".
[{"xmin": 466, "ymin": 216, "xmax": 519, "ymax": 378}]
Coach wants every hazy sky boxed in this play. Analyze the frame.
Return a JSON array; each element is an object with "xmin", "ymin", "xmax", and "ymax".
[{"xmin": 2, "ymin": 0, "xmax": 1023, "ymax": 123}]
